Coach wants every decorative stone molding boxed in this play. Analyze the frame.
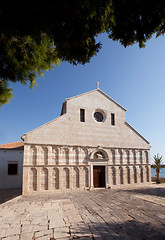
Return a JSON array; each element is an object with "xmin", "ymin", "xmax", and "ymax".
[{"xmin": 22, "ymin": 145, "xmax": 151, "ymax": 194}]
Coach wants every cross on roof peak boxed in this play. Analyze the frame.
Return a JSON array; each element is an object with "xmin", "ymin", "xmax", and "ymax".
[{"xmin": 96, "ymin": 82, "xmax": 100, "ymax": 89}]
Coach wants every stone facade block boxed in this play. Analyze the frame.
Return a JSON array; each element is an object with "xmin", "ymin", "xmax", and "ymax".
[{"xmin": 22, "ymin": 88, "xmax": 151, "ymax": 194}]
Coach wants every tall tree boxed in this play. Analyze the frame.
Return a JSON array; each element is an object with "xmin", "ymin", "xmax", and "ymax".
[
  {"xmin": 0, "ymin": 1, "xmax": 165, "ymax": 106},
  {"xmin": 152, "ymin": 154, "xmax": 164, "ymax": 183}
]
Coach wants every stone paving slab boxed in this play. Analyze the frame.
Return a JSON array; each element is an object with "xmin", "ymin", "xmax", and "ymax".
[{"xmin": 0, "ymin": 183, "xmax": 165, "ymax": 239}]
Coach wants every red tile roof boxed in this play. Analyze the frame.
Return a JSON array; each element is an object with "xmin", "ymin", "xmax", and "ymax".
[{"xmin": 0, "ymin": 141, "xmax": 24, "ymax": 150}]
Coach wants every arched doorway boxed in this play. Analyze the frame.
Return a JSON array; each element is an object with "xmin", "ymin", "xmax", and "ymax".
[{"xmin": 90, "ymin": 149, "xmax": 108, "ymax": 188}]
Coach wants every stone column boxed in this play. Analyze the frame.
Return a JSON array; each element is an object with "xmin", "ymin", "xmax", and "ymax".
[
  {"xmin": 37, "ymin": 167, "xmax": 41, "ymax": 191},
  {"xmin": 59, "ymin": 147, "xmax": 64, "ymax": 165},
  {"xmin": 132, "ymin": 166, "xmax": 136, "ymax": 183},
  {"xmin": 136, "ymin": 151, "xmax": 140, "ymax": 164},
  {"xmin": 147, "ymin": 165, "xmax": 150, "ymax": 182},
  {"xmin": 105, "ymin": 165, "xmax": 108, "ymax": 188},
  {"xmin": 115, "ymin": 166, "xmax": 120, "ymax": 185},
  {"xmin": 36, "ymin": 145, "xmax": 41, "ymax": 165},
  {"xmin": 133, "ymin": 150, "xmax": 136, "ymax": 165},
  {"xmin": 141, "ymin": 151, "xmax": 144, "ymax": 165},
  {"xmin": 78, "ymin": 148, "xmax": 82, "ymax": 165},
  {"xmin": 129, "ymin": 166, "xmax": 134, "ymax": 184},
  {"xmin": 126, "ymin": 149, "xmax": 130, "ymax": 165},
  {"xmin": 115, "ymin": 149, "xmax": 120, "ymax": 165},
  {"xmin": 118, "ymin": 149, "xmax": 123, "ymax": 165},
  {"xmin": 48, "ymin": 146, "xmax": 52, "ymax": 165},
  {"xmin": 147, "ymin": 150, "xmax": 151, "ymax": 182},
  {"xmin": 82, "ymin": 147, "xmax": 88, "ymax": 164},
  {"xmin": 24, "ymin": 145, "xmax": 31, "ymax": 165},
  {"xmin": 123, "ymin": 150, "xmax": 127, "ymax": 164},
  {"xmin": 142, "ymin": 165, "xmax": 147, "ymax": 183},
  {"xmin": 74, "ymin": 147, "xmax": 79, "ymax": 165},
  {"xmin": 129, "ymin": 150, "xmax": 134, "ymax": 164},
  {"xmin": 77, "ymin": 166, "xmax": 80, "ymax": 188},
  {"xmin": 48, "ymin": 167, "xmax": 53, "ymax": 191},
  {"xmin": 31, "ymin": 146, "xmax": 37, "ymax": 165},
  {"xmin": 146, "ymin": 150, "xmax": 149, "ymax": 164},
  {"xmin": 136, "ymin": 166, "xmax": 141, "ymax": 183},
  {"xmin": 107, "ymin": 165, "xmax": 112, "ymax": 186},
  {"xmin": 68, "ymin": 148, "xmax": 73, "ymax": 165},
  {"xmin": 53, "ymin": 146, "xmax": 60, "ymax": 165},
  {"xmin": 111, "ymin": 167, "xmax": 116, "ymax": 185},
  {"xmin": 148, "ymin": 165, "xmax": 151, "ymax": 182},
  {"xmin": 123, "ymin": 166, "xmax": 128, "ymax": 184},
  {"xmin": 62, "ymin": 147, "xmax": 69, "ymax": 165},
  {"xmin": 43, "ymin": 146, "xmax": 48, "ymax": 165},
  {"xmin": 111, "ymin": 149, "xmax": 115, "ymax": 165},
  {"xmin": 79, "ymin": 167, "xmax": 84, "ymax": 189},
  {"xmin": 28, "ymin": 146, "xmax": 33, "ymax": 165},
  {"xmin": 86, "ymin": 166, "xmax": 90, "ymax": 188},
  {"xmin": 69, "ymin": 167, "xmax": 73, "ymax": 189},
  {"xmin": 119, "ymin": 167, "xmax": 124, "ymax": 185},
  {"xmin": 59, "ymin": 167, "xmax": 64, "ymax": 190},
  {"xmin": 90, "ymin": 165, "xmax": 94, "ymax": 189},
  {"xmin": 146, "ymin": 165, "xmax": 150, "ymax": 183},
  {"xmin": 139, "ymin": 150, "xmax": 143, "ymax": 164}
]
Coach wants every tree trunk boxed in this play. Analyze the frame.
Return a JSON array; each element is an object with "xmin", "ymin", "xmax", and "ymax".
[{"xmin": 156, "ymin": 168, "xmax": 160, "ymax": 184}]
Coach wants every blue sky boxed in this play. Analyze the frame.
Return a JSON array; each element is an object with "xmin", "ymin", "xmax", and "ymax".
[{"xmin": 0, "ymin": 33, "xmax": 165, "ymax": 163}]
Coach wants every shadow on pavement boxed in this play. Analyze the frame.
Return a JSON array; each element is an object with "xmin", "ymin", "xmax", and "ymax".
[
  {"xmin": 0, "ymin": 188, "xmax": 22, "ymax": 204},
  {"xmin": 68, "ymin": 219, "xmax": 165, "ymax": 240},
  {"xmin": 120, "ymin": 186, "xmax": 165, "ymax": 198}
]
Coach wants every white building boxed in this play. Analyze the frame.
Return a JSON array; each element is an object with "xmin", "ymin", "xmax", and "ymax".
[
  {"xmin": 22, "ymin": 86, "xmax": 151, "ymax": 194},
  {"xmin": 0, "ymin": 141, "xmax": 24, "ymax": 189}
]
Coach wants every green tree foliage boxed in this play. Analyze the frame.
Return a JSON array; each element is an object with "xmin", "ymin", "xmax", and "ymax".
[
  {"xmin": 0, "ymin": 1, "xmax": 165, "ymax": 105},
  {"xmin": 107, "ymin": 0, "xmax": 165, "ymax": 48},
  {"xmin": 152, "ymin": 154, "xmax": 164, "ymax": 183},
  {"xmin": 0, "ymin": 81, "xmax": 13, "ymax": 107}
]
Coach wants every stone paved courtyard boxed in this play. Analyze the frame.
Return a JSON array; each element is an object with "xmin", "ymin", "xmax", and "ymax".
[{"xmin": 0, "ymin": 183, "xmax": 165, "ymax": 240}]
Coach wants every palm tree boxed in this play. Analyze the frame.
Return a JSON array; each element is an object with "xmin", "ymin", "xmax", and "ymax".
[{"xmin": 152, "ymin": 154, "xmax": 164, "ymax": 184}]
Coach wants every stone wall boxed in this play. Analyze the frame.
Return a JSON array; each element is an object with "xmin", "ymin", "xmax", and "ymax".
[
  {"xmin": 23, "ymin": 90, "xmax": 150, "ymax": 150},
  {"xmin": 22, "ymin": 144, "xmax": 151, "ymax": 194},
  {"xmin": 151, "ymin": 177, "xmax": 165, "ymax": 183}
]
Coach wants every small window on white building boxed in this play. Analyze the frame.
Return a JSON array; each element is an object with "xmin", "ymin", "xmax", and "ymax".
[
  {"xmin": 8, "ymin": 163, "xmax": 18, "ymax": 175},
  {"xmin": 80, "ymin": 109, "xmax": 85, "ymax": 122},
  {"xmin": 111, "ymin": 113, "xmax": 115, "ymax": 126}
]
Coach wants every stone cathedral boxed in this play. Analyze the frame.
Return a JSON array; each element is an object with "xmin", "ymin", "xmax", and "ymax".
[{"xmin": 22, "ymin": 85, "xmax": 151, "ymax": 194}]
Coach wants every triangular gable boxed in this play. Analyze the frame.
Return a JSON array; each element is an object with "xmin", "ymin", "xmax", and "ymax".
[
  {"xmin": 125, "ymin": 122, "xmax": 150, "ymax": 144},
  {"xmin": 21, "ymin": 114, "xmax": 66, "ymax": 139},
  {"xmin": 66, "ymin": 89, "xmax": 127, "ymax": 112}
]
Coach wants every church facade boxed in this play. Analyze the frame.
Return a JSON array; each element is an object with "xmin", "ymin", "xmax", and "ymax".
[{"xmin": 22, "ymin": 86, "xmax": 151, "ymax": 194}]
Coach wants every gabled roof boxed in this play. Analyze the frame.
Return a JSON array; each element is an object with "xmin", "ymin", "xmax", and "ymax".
[
  {"xmin": 0, "ymin": 141, "xmax": 24, "ymax": 150},
  {"xmin": 66, "ymin": 88, "xmax": 127, "ymax": 111}
]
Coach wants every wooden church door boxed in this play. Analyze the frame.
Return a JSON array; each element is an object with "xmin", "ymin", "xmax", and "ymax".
[{"xmin": 93, "ymin": 166, "xmax": 105, "ymax": 188}]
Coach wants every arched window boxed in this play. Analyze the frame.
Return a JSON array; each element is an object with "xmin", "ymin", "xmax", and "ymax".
[
  {"xmin": 29, "ymin": 168, "xmax": 37, "ymax": 191},
  {"xmin": 74, "ymin": 167, "xmax": 79, "ymax": 188},
  {"xmin": 64, "ymin": 168, "xmax": 69, "ymax": 189},
  {"xmin": 134, "ymin": 167, "xmax": 137, "ymax": 183},
  {"xmin": 119, "ymin": 167, "xmax": 123, "ymax": 184},
  {"xmin": 41, "ymin": 168, "xmax": 48, "ymax": 190},
  {"xmin": 31, "ymin": 147, "xmax": 37, "ymax": 165},
  {"xmin": 127, "ymin": 167, "xmax": 130, "ymax": 184},
  {"xmin": 112, "ymin": 167, "xmax": 116, "ymax": 185}
]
